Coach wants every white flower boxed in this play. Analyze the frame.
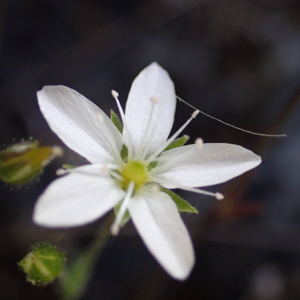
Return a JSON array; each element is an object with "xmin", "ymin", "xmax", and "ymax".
[{"xmin": 33, "ymin": 62, "xmax": 261, "ymax": 280}]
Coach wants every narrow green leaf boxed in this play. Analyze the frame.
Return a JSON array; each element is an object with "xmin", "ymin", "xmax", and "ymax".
[
  {"xmin": 161, "ymin": 187, "xmax": 198, "ymax": 213},
  {"xmin": 163, "ymin": 135, "xmax": 189, "ymax": 152},
  {"xmin": 110, "ymin": 110, "xmax": 123, "ymax": 133}
]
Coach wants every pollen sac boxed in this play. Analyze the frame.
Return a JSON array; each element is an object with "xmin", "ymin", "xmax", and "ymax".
[
  {"xmin": 0, "ymin": 141, "xmax": 63, "ymax": 185},
  {"xmin": 19, "ymin": 243, "xmax": 65, "ymax": 286}
]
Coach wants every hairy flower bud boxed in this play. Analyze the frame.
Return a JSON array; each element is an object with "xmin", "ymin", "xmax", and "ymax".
[
  {"xmin": 19, "ymin": 244, "xmax": 66, "ymax": 286},
  {"xmin": 0, "ymin": 141, "xmax": 63, "ymax": 185}
]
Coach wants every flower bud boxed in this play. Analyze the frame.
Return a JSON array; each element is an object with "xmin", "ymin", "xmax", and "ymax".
[
  {"xmin": 19, "ymin": 244, "xmax": 66, "ymax": 286},
  {"xmin": 0, "ymin": 141, "xmax": 63, "ymax": 185}
]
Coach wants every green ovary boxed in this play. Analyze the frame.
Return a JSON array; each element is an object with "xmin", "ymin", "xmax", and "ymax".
[{"xmin": 121, "ymin": 161, "xmax": 148, "ymax": 189}]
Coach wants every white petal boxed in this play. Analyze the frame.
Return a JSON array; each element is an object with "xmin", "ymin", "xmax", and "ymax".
[
  {"xmin": 33, "ymin": 165, "xmax": 125, "ymax": 227},
  {"xmin": 123, "ymin": 63, "xmax": 176, "ymax": 156},
  {"xmin": 38, "ymin": 86, "xmax": 123, "ymax": 164},
  {"xmin": 153, "ymin": 143, "xmax": 261, "ymax": 188},
  {"xmin": 128, "ymin": 190, "xmax": 195, "ymax": 280}
]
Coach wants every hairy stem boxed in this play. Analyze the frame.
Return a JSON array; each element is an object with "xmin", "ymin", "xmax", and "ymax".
[{"xmin": 59, "ymin": 212, "xmax": 115, "ymax": 300}]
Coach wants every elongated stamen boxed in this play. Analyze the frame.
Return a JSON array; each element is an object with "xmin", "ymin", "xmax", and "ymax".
[
  {"xmin": 96, "ymin": 112, "xmax": 123, "ymax": 164},
  {"xmin": 136, "ymin": 96, "xmax": 159, "ymax": 160},
  {"xmin": 111, "ymin": 90, "xmax": 133, "ymax": 161},
  {"xmin": 56, "ymin": 163, "xmax": 120, "ymax": 176},
  {"xmin": 176, "ymin": 95, "xmax": 286, "ymax": 137},
  {"xmin": 111, "ymin": 181, "xmax": 135, "ymax": 235},
  {"xmin": 145, "ymin": 110, "xmax": 199, "ymax": 165},
  {"xmin": 153, "ymin": 177, "xmax": 224, "ymax": 200}
]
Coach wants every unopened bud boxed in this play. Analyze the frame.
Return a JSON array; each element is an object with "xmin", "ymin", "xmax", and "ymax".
[
  {"xmin": 19, "ymin": 244, "xmax": 65, "ymax": 286},
  {"xmin": 0, "ymin": 141, "xmax": 63, "ymax": 185}
]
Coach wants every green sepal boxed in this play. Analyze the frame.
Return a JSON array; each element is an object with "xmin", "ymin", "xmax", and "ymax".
[
  {"xmin": 120, "ymin": 144, "xmax": 128, "ymax": 161},
  {"xmin": 63, "ymin": 164, "xmax": 77, "ymax": 170},
  {"xmin": 147, "ymin": 161, "xmax": 157, "ymax": 171},
  {"xmin": 161, "ymin": 187, "xmax": 198, "ymax": 213},
  {"xmin": 110, "ymin": 110, "xmax": 123, "ymax": 133},
  {"xmin": 19, "ymin": 243, "xmax": 66, "ymax": 286},
  {"xmin": 114, "ymin": 202, "xmax": 131, "ymax": 227},
  {"xmin": 163, "ymin": 135, "xmax": 189, "ymax": 152}
]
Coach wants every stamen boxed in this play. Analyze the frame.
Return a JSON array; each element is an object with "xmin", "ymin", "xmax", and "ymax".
[
  {"xmin": 154, "ymin": 177, "xmax": 224, "ymax": 200},
  {"xmin": 111, "ymin": 90, "xmax": 133, "ymax": 161},
  {"xmin": 145, "ymin": 110, "xmax": 199, "ymax": 165},
  {"xmin": 176, "ymin": 95, "xmax": 286, "ymax": 138},
  {"xmin": 136, "ymin": 96, "xmax": 159, "ymax": 160},
  {"xmin": 195, "ymin": 138, "xmax": 203, "ymax": 149},
  {"xmin": 56, "ymin": 163, "xmax": 120, "ymax": 177},
  {"xmin": 111, "ymin": 181, "xmax": 135, "ymax": 235},
  {"xmin": 108, "ymin": 170, "xmax": 124, "ymax": 181}
]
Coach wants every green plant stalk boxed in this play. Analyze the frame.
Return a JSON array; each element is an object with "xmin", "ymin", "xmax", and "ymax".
[{"xmin": 59, "ymin": 212, "xmax": 115, "ymax": 300}]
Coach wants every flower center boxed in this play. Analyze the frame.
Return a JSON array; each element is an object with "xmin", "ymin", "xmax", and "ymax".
[{"xmin": 121, "ymin": 161, "xmax": 148, "ymax": 188}]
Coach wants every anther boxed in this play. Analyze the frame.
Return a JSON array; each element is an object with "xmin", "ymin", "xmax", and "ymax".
[
  {"xmin": 150, "ymin": 96, "xmax": 159, "ymax": 104},
  {"xmin": 145, "ymin": 109, "xmax": 200, "ymax": 165},
  {"xmin": 52, "ymin": 146, "xmax": 63, "ymax": 157},
  {"xmin": 192, "ymin": 110, "xmax": 199, "ymax": 118},
  {"xmin": 111, "ymin": 224, "xmax": 119, "ymax": 236},
  {"xmin": 216, "ymin": 192, "xmax": 224, "ymax": 200},
  {"xmin": 110, "ymin": 89, "xmax": 133, "ymax": 161},
  {"xmin": 195, "ymin": 138, "xmax": 203, "ymax": 149},
  {"xmin": 111, "ymin": 90, "xmax": 119, "ymax": 98},
  {"xmin": 56, "ymin": 169, "xmax": 66, "ymax": 176}
]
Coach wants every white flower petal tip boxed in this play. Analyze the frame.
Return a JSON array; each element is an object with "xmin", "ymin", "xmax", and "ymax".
[
  {"xmin": 128, "ymin": 191, "xmax": 195, "ymax": 281},
  {"xmin": 123, "ymin": 62, "xmax": 176, "ymax": 156}
]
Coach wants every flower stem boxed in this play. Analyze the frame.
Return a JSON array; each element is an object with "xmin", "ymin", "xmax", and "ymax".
[{"xmin": 59, "ymin": 212, "xmax": 115, "ymax": 300}]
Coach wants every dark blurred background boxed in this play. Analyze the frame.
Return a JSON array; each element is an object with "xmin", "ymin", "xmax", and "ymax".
[{"xmin": 0, "ymin": 0, "xmax": 300, "ymax": 299}]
